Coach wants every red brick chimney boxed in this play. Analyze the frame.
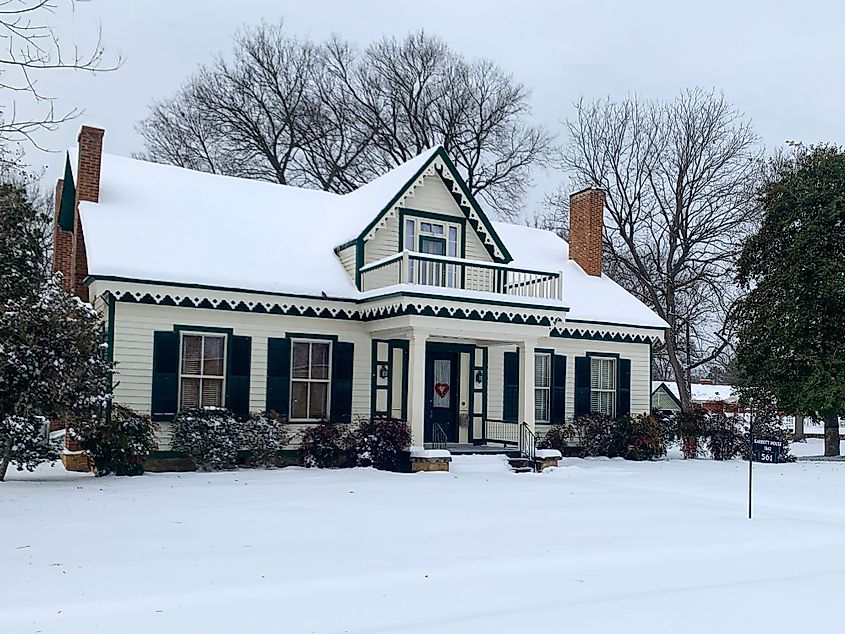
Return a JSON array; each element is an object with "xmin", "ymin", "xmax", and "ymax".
[
  {"xmin": 568, "ymin": 188, "xmax": 605, "ymax": 277},
  {"xmin": 69, "ymin": 125, "xmax": 105, "ymax": 301}
]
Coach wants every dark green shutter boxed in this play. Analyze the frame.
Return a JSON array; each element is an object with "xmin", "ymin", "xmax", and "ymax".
[
  {"xmin": 551, "ymin": 354, "xmax": 566, "ymax": 423},
  {"xmin": 331, "ymin": 341, "xmax": 354, "ymax": 423},
  {"xmin": 574, "ymin": 356, "xmax": 591, "ymax": 417},
  {"xmin": 266, "ymin": 338, "xmax": 291, "ymax": 418},
  {"xmin": 617, "ymin": 358, "xmax": 631, "ymax": 416},
  {"xmin": 503, "ymin": 351, "xmax": 519, "ymax": 422},
  {"xmin": 225, "ymin": 335, "xmax": 251, "ymax": 418},
  {"xmin": 151, "ymin": 331, "xmax": 179, "ymax": 422}
]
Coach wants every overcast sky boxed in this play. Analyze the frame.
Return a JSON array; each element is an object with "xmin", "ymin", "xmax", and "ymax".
[{"xmin": 9, "ymin": 0, "xmax": 845, "ymax": 216}]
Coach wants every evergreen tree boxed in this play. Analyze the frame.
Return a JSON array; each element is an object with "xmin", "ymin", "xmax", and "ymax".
[
  {"xmin": 0, "ymin": 174, "xmax": 112, "ymax": 480},
  {"xmin": 733, "ymin": 144, "xmax": 845, "ymax": 456}
]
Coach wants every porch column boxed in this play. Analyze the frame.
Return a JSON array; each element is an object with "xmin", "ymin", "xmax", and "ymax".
[
  {"xmin": 518, "ymin": 338, "xmax": 537, "ymax": 433},
  {"xmin": 408, "ymin": 329, "xmax": 428, "ymax": 446}
]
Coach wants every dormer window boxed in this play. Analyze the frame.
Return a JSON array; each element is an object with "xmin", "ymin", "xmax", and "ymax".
[{"xmin": 404, "ymin": 217, "xmax": 460, "ymax": 286}]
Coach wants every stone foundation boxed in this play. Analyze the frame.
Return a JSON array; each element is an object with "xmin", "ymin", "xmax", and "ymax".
[
  {"xmin": 410, "ymin": 457, "xmax": 452, "ymax": 472},
  {"xmin": 61, "ymin": 451, "xmax": 91, "ymax": 473},
  {"xmin": 534, "ymin": 449, "xmax": 562, "ymax": 471}
]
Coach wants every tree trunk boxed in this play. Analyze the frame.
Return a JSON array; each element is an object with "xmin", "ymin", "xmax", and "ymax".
[
  {"xmin": 824, "ymin": 413, "xmax": 840, "ymax": 457},
  {"xmin": 664, "ymin": 336, "xmax": 691, "ymax": 411},
  {"xmin": 0, "ymin": 434, "xmax": 13, "ymax": 482},
  {"xmin": 793, "ymin": 414, "xmax": 805, "ymax": 442}
]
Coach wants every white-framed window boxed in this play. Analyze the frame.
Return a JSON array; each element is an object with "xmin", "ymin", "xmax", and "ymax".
[
  {"xmin": 179, "ymin": 332, "xmax": 226, "ymax": 409},
  {"xmin": 404, "ymin": 217, "xmax": 461, "ymax": 287},
  {"xmin": 534, "ymin": 352, "xmax": 551, "ymax": 423},
  {"xmin": 290, "ymin": 340, "xmax": 332, "ymax": 421},
  {"xmin": 590, "ymin": 356, "xmax": 616, "ymax": 416}
]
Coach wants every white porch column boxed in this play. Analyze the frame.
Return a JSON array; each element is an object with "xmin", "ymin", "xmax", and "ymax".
[
  {"xmin": 518, "ymin": 338, "xmax": 537, "ymax": 433},
  {"xmin": 407, "ymin": 329, "xmax": 428, "ymax": 446}
]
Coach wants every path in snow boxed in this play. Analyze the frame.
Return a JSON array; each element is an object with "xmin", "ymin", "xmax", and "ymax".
[{"xmin": 2, "ymin": 452, "xmax": 844, "ymax": 634}]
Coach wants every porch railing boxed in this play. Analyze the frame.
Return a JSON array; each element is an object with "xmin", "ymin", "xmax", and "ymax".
[
  {"xmin": 480, "ymin": 418, "xmax": 520, "ymax": 447},
  {"xmin": 430, "ymin": 423, "xmax": 448, "ymax": 450},
  {"xmin": 359, "ymin": 250, "xmax": 563, "ymax": 300},
  {"xmin": 519, "ymin": 423, "xmax": 537, "ymax": 470}
]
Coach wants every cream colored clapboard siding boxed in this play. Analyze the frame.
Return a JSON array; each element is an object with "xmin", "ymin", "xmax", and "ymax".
[
  {"xmin": 363, "ymin": 174, "xmax": 494, "ymax": 269},
  {"xmin": 111, "ymin": 302, "xmax": 371, "ymax": 448},
  {"xmin": 485, "ymin": 338, "xmax": 653, "ymax": 422},
  {"xmin": 336, "ymin": 244, "xmax": 357, "ymax": 280}
]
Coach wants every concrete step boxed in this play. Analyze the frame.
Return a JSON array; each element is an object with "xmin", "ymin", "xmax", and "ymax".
[{"xmin": 507, "ymin": 457, "xmax": 535, "ymax": 473}]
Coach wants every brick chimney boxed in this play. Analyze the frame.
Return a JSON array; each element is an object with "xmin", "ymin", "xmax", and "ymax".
[
  {"xmin": 70, "ymin": 125, "xmax": 105, "ymax": 301},
  {"xmin": 568, "ymin": 187, "xmax": 605, "ymax": 277}
]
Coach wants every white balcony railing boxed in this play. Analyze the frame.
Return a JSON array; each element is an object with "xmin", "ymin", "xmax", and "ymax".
[{"xmin": 359, "ymin": 250, "xmax": 563, "ymax": 300}]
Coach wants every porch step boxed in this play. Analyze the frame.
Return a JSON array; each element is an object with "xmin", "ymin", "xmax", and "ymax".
[{"xmin": 507, "ymin": 457, "xmax": 534, "ymax": 473}]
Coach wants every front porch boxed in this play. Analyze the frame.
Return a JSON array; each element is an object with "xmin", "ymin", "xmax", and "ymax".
[{"xmin": 367, "ymin": 314, "xmax": 554, "ymax": 461}]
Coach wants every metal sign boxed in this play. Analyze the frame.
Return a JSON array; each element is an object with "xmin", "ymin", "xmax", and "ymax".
[{"xmin": 752, "ymin": 438, "xmax": 783, "ymax": 464}]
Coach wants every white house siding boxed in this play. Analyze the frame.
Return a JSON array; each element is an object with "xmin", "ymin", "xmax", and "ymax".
[
  {"xmin": 336, "ymin": 244, "xmax": 357, "ymax": 280},
  {"xmin": 110, "ymin": 301, "xmax": 372, "ymax": 448},
  {"xmin": 363, "ymin": 174, "xmax": 494, "ymax": 270},
  {"xmin": 485, "ymin": 337, "xmax": 653, "ymax": 427}
]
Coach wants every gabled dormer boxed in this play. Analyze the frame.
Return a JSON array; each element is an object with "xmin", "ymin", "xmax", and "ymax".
[{"xmin": 333, "ymin": 146, "xmax": 566, "ymax": 301}]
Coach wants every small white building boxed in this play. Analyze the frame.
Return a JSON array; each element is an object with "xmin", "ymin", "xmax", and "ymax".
[
  {"xmin": 651, "ymin": 381, "xmax": 738, "ymax": 413},
  {"xmin": 53, "ymin": 126, "xmax": 667, "ymax": 455}
]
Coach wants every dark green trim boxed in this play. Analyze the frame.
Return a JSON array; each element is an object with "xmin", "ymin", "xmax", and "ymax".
[
  {"xmin": 284, "ymin": 332, "xmax": 339, "ymax": 342},
  {"xmin": 371, "ymin": 340, "xmax": 390, "ymax": 418},
  {"xmin": 554, "ymin": 329, "xmax": 655, "ymax": 344},
  {"xmin": 652, "ymin": 382, "xmax": 682, "ymax": 410},
  {"xmin": 649, "ymin": 345, "xmax": 654, "ymax": 411},
  {"xmin": 352, "ymin": 147, "xmax": 513, "ymax": 263},
  {"xmin": 419, "ymin": 235, "xmax": 447, "ymax": 255},
  {"xmin": 585, "ymin": 351, "xmax": 621, "ymax": 359},
  {"xmin": 88, "ymin": 274, "xmax": 571, "ymax": 314},
  {"xmin": 334, "ymin": 239, "xmax": 357, "ymax": 252},
  {"xmin": 563, "ymin": 319, "xmax": 667, "ymax": 332},
  {"xmin": 86, "ymin": 274, "xmax": 358, "ymax": 304},
  {"xmin": 370, "ymin": 290, "xmax": 569, "ymax": 313},
  {"xmin": 106, "ymin": 294, "xmax": 116, "ymax": 367},
  {"xmin": 432, "ymin": 153, "xmax": 513, "ymax": 263},
  {"xmin": 403, "ymin": 208, "xmax": 468, "ymax": 227},
  {"xmin": 58, "ymin": 154, "xmax": 76, "ymax": 232},
  {"xmin": 355, "ymin": 238, "xmax": 364, "ymax": 290}
]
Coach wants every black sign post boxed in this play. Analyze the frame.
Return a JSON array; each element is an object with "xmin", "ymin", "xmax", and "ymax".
[{"xmin": 748, "ymin": 406, "xmax": 783, "ymax": 519}]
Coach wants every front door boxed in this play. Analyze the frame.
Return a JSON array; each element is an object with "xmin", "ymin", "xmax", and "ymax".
[{"xmin": 424, "ymin": 349, "xmax": 459, "ymax": 443}]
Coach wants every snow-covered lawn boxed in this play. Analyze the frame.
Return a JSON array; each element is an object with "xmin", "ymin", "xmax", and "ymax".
[{"xmin": 3, "ymin": 450, "xmax": 845, "ymax": 634}]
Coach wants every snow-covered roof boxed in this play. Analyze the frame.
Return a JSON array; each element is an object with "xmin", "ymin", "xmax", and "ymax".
[
  {"xmin": 652, "ymin": 381, "xmax": 738, "ymax": 404},
  {"xmin": 74, "ymin": 147, "xmax": 667, "ymax": 330}
]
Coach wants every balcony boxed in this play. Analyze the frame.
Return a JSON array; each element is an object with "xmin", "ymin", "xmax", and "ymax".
[{"xmin": 359, "ymin": 250, "xmax": 563, "ymax": 300}]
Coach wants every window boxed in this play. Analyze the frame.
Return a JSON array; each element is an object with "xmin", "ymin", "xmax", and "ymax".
[
  {"xmin": 291, "ymin": 340, "xmax": 331, "ymax": 420},
  {"xmin": 407, "ymin": 218, "xmax": 461, "ymax": 287},
  {"xmin": 534, "ymin": 352, "xmax": 551, "ymax": 422},
  {"xmin": 590, "ymin": 357, "xmax": 616, "ymax": 415},
  {"xmin": 179, "ymin": 333, "xmax": 226, "ymax": 409}
]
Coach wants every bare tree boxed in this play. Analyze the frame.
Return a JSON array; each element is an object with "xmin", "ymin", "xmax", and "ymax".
[
  {"xmin": 557, "ymin": 90, "xmax": 762, "ymax": 410},
  {"xmin": 137, "ymin": 24, "xmax": 552, "ymax": 220},
  {"xmin": 0, "ymin": 0, "xmax": 119, "ymax": 147}
]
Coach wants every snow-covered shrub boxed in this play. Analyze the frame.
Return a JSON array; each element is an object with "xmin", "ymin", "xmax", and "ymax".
[
  {"xmin": 538, "ymin": 423, "xmax": 580, "ymax": 455},
  {"xmin": 571, "ymin": 413, "xmax": 618, "ymax": 457},
  {"xmin": 298, "ymin": 422, "xmax": 356, "ymax": 468},
  {"xmin": 353, "ymin": 417, "xmax": 411, "ymax": 471},
  {"xmin": 239, "ymin": 411, "xmax": 289, "ymax": 468},
  {"xmin": 616, "ymin": 414, "xmax": 666, "ymax": 461},
  {"xmin": 79, "ymin": 404, "xmax": 158, "ymax": 476},
  {"xmin": 705, "ymin": 413, "xmax": 743, "ymax": 461},
  {"xmin": 570, "ymin": 413, "xmax": 665, "ymax": 460},
  {"xmin": 0, "ymin": 415, "xmax": 59, "ymax": 475},
  {"xmin": 677, "ymin": 409, "xmax": 708, "ymax": 459},
  {"xmin": 171, "ymin": 408, "xmax": 239, "ymax": 470}
]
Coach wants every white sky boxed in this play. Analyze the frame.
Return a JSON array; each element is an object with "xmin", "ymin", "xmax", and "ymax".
[{"xmin": 8, "ymin": 0, "xmax": 845, "ymax": 216}]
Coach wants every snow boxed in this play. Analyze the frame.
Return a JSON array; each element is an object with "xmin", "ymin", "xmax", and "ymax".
[
  {"xmin": 72, "ymin": 147, "xmax": 667, "ymax": 331},
  {"xmin": 409, "ymin": 447, "xmax": 452, "ymax": 459},
  {"xmin": 654, "ymin": 380, "xmax": 738, "ymax": 403},
  {"xmin": 534, "ymin": 448, "xmax": 562, "ymax": 459},
  {"xmin": 4, "ymin": 454, "xmax": 845, "ymax": 633},
  {"xmin": 494, "ymin": 222, "xmax": 669, "ymax": 329}
]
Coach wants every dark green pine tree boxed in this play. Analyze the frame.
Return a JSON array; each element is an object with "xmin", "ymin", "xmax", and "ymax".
[{"xmin": 734, "ymin": 144, "xmax": 845, "ymax": 456}]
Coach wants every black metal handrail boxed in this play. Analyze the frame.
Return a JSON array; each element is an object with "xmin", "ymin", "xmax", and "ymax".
[
  {"xmin": 430, "ymin": 422, "xmax": 448, "ymax": 450},
  {"xmin": 519, "ymin": 423, "xmax": 537, "ymax": 471}
]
